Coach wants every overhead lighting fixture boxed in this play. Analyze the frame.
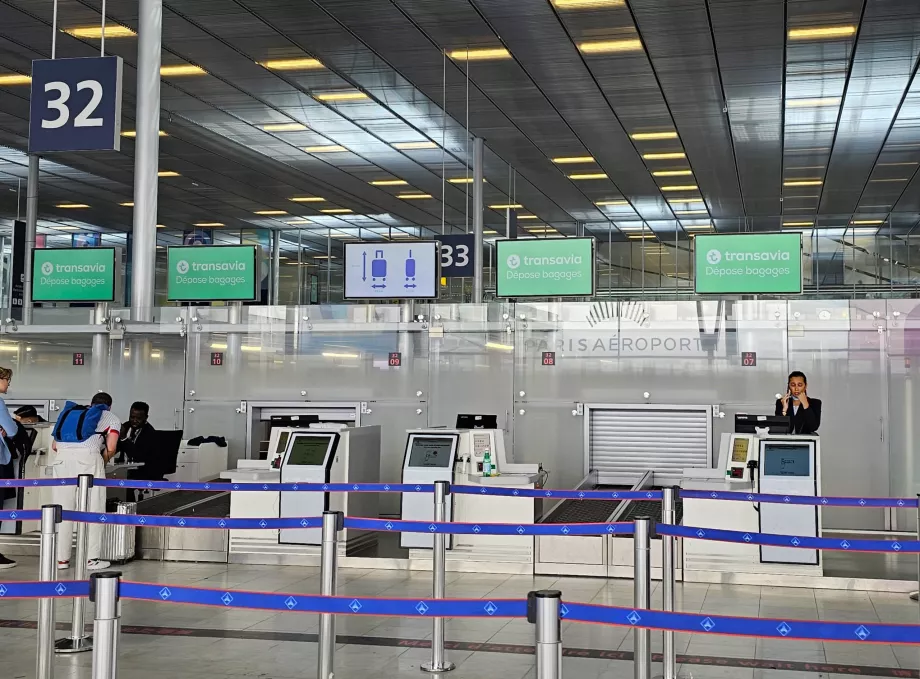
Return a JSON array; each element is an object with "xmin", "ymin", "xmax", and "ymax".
[
  {"xmin": 119, "ymin": 202, "xmax": 134, "ymax": 207},
  {"xmin": 0, "ymin": 74, "xmax": 31, "ymax": 85},
  {"xmin": 517, "ymin": 214, "xmax": 540, "ymax": 219},
  {"xmin": 304, "ymin": 145, "xmax": 347, "ymax": 153},
  {"xmin": 322, "ymin": 351, "xmax": 360, "ymax": 359},
  {"xmin": 552, "ymin": 156, "xmax": 595, "ymax": 164},
  {"xmin": 660, "ymin": 185, "xmax": 699, "ymax": 191},
  {"xmin": 314, "ymin": 91, "xmax": 369, "ymax": 102},
  {"xmin": 877, "ymin": 162, "xmax": 919, "ymax": 167},
  {"xmin": 596, "ymin": 200, "xmax": 629, "ymax": 206},
  {"xmin": 783, "ymin": 180, "xmax": 823, "ymax": 186},
  {"xmin": 286, "ymin": 219, "xmax": 312, "ymax": 225},
  {"xmin": 56, "ymin": 203, "xmax": 89, "ymax": 209},
  {"xmin": 578, "ymin": 39, "xmax": 643, "ymax": 54},
  {"xmin": 683, "ymin": 223, "xmax": 712, "ymax": 230},
  {"xmin": 312, "ymin": 255, "xmax": 337, "ymax": 259},
  {"xmin": 786, "ymin": 98, "xmax": 841, "ymax": 108},
  {"xmin": 628, "ymin": 234, "xmax": 656, "ymax": 239},
  {"xmin": 156, "ymin": 224, "xmax": 165, "ymax": 228},
  {"xmin": 262, "ymin": 122, "xmax": 307, "ymax": 132},
  {"xmin": 194, "ymin": 222, "xmax": 224, "ymax": 227},
  {"xmin": 783, "ymin": 221, "xmax": 814, "ymax": 227},
  {"xmin": 870, "ymin": 178, "xmax": 909, "ymax": 182},
  {"xmin": 290, "ymin": 196, "xmax": 325, "ymax": 203},
  {"xmin": 447, "ymin": 177, "xmax": 486, "ymax": 184},
  {"xmin": 568, "ymin": 173, "xmax": 608, "ymax": 180},
  {"xmin": 851, "ymin": 220, "xmax": 885, "ymax": 225},
  {"xmin": 160, "ymin": 64, "xmax": 206, "ymax": 77},
  {"xmin": 158, "ymin": 170, "xmax": 180, "ymax": 177},
  {"xmin": 320, "ymin": 208, "xmax": 353, "ymax": 214},
  {"xmin": 254, "ymin": 210, "xmax": 288, "ymax": 216},
  {"xmin": 121, "ymin": 130, "xmax": 167, "ymax": 137},
  {"xmin": 485, "ymin": 342, "xmax": 514, "ymax": 351},
  {"xmin": 552, "ymin": 0, "xmax": 625, "ymax": 7},
  {"xmin": 393, "ymin": 141, "xmax": 438, "ymax": 150},
  {"xmin": 65, "ymin": 25, "xmax": 136, "ymax": 39},
  {"xmin": 489, "ymin": 203, "xmax": 523, "ymax": 209},
  {"xmin": 55, "ymin": 226, "xmax": 80, "ymax": 230},
  {"xmin": 653, "ymin": 170, "xmax": 693, "ymax": 177},
  {"xmin": 643, "ymin": 152, "xmax": 686, "ymax": 160},
  {"xmin": 674, "ymin": 209, "xmax": 708, "ymax": 215},
  {"xmin": 526, "ymin": 228, "xmax": 557, "ymax": 233},
  {"xmin": 446, "ymin": 47, "xmax": 512, "ymax": 61},
  {"xmin": 398, "ymin": 193, "xmax": 433, "ymax": 200},
  {"xmin": 631, "ymin": 131, "xmax": 678, "ymax": 141},
  {"xmin": 370, "ymin": 179, "xmax": 408, "ymax": 186},
  {"xmin": 258, "ymin": 57, "xmax": 323, "ymax": 70},
  {"xmin": 788, "ymin": 25, "xmax": 857, "ymax": 40}
]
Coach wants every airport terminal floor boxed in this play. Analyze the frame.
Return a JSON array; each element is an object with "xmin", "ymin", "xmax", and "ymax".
[{"xmin": 4, "ymin": 555, "xmax": 920, "ymax": 679}]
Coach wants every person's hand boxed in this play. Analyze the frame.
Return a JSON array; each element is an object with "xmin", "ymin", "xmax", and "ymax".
[
  {"xmin": 12, "ymin": 414, "xmax": 21, "ymax": 422},
  {"xmin": 798, "ymin": 391, "xmax": 809, "ymax": 409},
  {"xmin": 781, "ymin": 391, "xmax": 791, "ymax": 416}
]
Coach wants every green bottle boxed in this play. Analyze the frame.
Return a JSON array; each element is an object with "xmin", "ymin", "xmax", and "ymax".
[{"xmin": 482, "ymin": 451, "xmax": 493, "ymax": 477}]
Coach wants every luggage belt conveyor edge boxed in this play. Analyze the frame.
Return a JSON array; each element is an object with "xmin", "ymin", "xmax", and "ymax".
[{"xmin": 135, "ymin": 488, "xmax": 232, "ymax": 563}]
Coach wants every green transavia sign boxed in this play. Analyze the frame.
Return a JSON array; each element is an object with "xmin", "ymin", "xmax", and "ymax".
[
  {"xmin": 694, "ymin": 233, "xmax": 802, "ymax": 295},
  {"xmin": 496, "ymin": 238, "xmax": 595, "ymax": 297},
  {"xmin": 32, "ymin": 248, "xmax": 117, "ymax": 302},
  {"xmin": 167, "ymin": 245, "xmax": 259, "ymax": 301}
]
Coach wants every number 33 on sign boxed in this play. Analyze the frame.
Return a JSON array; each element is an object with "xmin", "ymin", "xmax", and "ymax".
[{"xmin": 29, "ymin": 56, "xmax": 124, "ymax": 154}]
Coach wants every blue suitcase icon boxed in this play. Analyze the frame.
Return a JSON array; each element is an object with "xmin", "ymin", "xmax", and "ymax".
[
  {"xmin": 405, "ymin": 250, "xmax": 416, "ymax": 280},
  {"xmin": 372, "ymin": 250, "xmax": 387, "ymax": 280}
]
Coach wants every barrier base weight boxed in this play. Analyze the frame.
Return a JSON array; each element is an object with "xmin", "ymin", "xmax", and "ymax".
[
  {"xmin": 421, "ymin": 661, "xmax": 455, "ymax": 673},
  {"xmin": 910, "ymin": 591, "xmax": 918, "ymax": 601},
  {"xmin": 54, "ymin": 635, "xmax": 93, "ymax": 654}
]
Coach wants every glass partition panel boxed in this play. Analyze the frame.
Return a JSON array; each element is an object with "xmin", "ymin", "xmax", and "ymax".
[{"xmin": 363, "ymin": 402, "xmax": 429, "ymax": 516}]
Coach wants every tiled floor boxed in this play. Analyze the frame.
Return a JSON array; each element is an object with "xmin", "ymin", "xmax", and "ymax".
[{"xmin": 0, "ymin": 556, "xmax": 918, "ymax": 678}]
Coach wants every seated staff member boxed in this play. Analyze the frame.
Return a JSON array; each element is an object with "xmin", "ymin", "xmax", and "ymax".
[
  {"xmin": 118, "ymin": 401, "xmax": 156, "ymax": 465},
  {"xmin": 775, "ymin": 371, "xmax": 822, "ymax": 434}
]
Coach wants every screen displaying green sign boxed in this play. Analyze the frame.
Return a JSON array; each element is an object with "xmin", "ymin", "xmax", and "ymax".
[
  {"xmin": 32, "ymin": 247, "xmax": 117, "ymax": 302},
  {"xmin": 496, "ymin": 238, "xmax": 595, "ymax": 298},
  {"xmin": 694, "ymin": 233, "xmax": 802, "ymax": 294},
  {"xmin": 167, "ymin": 245, "xmax": 259, "ymax": 302}
]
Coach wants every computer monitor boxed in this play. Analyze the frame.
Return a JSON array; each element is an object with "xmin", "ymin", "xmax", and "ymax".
[
  {"xmin": 455, "ymin": 414, "xmax": 498, "ymax": 430},
  {"xmin": 406, "ymin": 435, "xmax": 457, "ymax": 468},
  {"xmin": 285, "ymin": 433, "xmax": 336, "ymax": 467},
  {"xmin": 734, "ymin": 414, "xmax": 791, "ymax": 435}
]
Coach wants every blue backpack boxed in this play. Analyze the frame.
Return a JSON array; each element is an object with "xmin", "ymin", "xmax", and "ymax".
[{"xmin": 53, "ymin": 402, "xmax": 108, "ymax": 443}]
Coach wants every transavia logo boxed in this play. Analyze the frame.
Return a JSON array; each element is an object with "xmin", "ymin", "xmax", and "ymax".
[
  {"xmin": 176, "ymin": 260, "xmax": 190, "ymax": 274},
  {"xmin": 41, "ymin": 262, "xmax": 54, "ymax": 276},
  {"xmin": 706, "ymin": 249, "xmax": 722, "ymax": 265},
  {"xmin": 506, "ymin": 254, "xmax": 521, "ymax": 270}
]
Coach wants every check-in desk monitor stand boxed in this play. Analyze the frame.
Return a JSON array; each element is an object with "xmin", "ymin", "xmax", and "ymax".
[
  {"xmin": 279, "ymin": 432, "xmax": 338, "ymax": 545},
  {"xmin": 758, "ymin": 438, "xmax": 819, "ymax": 565},
  {"xmin": 400, "ymin": 433, "xmax": 459, "ymax": 549}
]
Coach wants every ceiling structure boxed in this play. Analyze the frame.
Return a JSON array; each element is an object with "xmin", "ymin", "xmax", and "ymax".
[{"xmin": 0, "ymin": 0, "xmax": 915, "ymax": 259}]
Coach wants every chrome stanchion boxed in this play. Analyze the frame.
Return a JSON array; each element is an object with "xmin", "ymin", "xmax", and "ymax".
[
  {"xmin": 422, "ymin": 480, "xmax": 454, "ymax": 673},
  {"xmin": 317, "ymin": 510, "xmax": 343, "ymax": 679},
  {"xmin": 528, "ymin": 590, "xmax": 562, "ymax": 679},
  {"xmin": 37, "ymin": 504, "xmax": 62, "ymax": 679},
  {"xmin": 655, "ymin": 489, "xmax": 677, "ymax": 679},
  {"xmin": 634, "ymin": 516, "xmax": 652, "ymax": 679},
  {"xmin": 913, "ymin": 494, "xmax": 920, "ymax": 603},
  {"xmin": 89, "ymin": 572, "xmax": 121, "ymax": 679},
  {"xmin": 56, "ymin": 474, "xmax": 94, "ymax": 653}
]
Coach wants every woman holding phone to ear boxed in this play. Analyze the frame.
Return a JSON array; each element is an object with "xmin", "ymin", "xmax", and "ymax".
[{"xmin": 775, "ymin": 371, "xmax": 822, "ymax": 435}]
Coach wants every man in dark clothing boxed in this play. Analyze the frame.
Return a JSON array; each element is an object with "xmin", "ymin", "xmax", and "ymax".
[{"xmin": 118, "ymin": 402, "xmax": 156, "ymax": 466}]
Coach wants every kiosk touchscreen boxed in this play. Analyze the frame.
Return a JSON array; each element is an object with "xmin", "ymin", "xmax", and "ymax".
[
  {"xmin": 400, "ymin": 433, "xmax": 459, "ymax": 549},
  {"xmin": 279, "ymin": 432, "xmax": 338, "ymax": 545},
  {"xmin": 759, "ymin": 439, "xmax": 818, "ymax": 565}
]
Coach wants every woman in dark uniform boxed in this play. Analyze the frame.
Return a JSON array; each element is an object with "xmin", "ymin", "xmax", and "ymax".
[{"xmin": 775, "ymin": 371, "xmax": 821, "ymax": 434}]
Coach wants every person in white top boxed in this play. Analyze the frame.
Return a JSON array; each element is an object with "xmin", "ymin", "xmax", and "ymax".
[{"xmin": 51, "ymin": 392, "xmax": 122, "ymax": 571}]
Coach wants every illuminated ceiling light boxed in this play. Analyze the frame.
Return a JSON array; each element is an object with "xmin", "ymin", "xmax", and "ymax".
[
  {"xmin": 370, "ymin": 179, "xmax": 408, "ymax": 186},
  {"xmin": 303, "ymin": 145, "xmax": 347, "ymax": 153},
  {"xmin": 446, "ymin": 47, "xmax": 511, "ymax": 61},
  {"xmin": 286, "ymin": 219, "xmax": 312, "ymax": 225},
  {"xmin": 483, "ymin": 230, "xmax": 499, "ymax": 235},
  {"xmin": 526, "ymin": 227, "xmax": 557, "ymax": 233},
  {"xmin": 393, "ymin": 141, "xmax": 438, "ymax": 150},
  {"xmin": 660, "ymin": 185, "xmax": 699, "ymax": 191},
  {"xmin": 156, "ymin": 224, "xmax": 165, "ymax": 228},
  {"xmin": 262, "ymin": 122, "xmax": 307, "ymax": 132},
  {"xmin": 0, "ymin": 74, "xmax": 30, "ymax": 85},
  {"xmin": 578, "ymin": 39, "xmax": 643, "ymax": 54},
  {"xmin": 312, "ymin": 255, "xmax": 337, "ymax": 259},
  {"xmin": 683, "ymin": 223, "xmax": 713, "ymax": 230},
  {"xmin": 783, "ymin": 221, "xmax": 814, "ymax": 227},
  {"xmin": 194, "ymin": 222, "xmax": 224, "ymax": 227},
  {"xmin": 160, "ymin": 64, "xmax": 206, "ymax": 77},
  {"xmin": 121, "ymin": 130, "xmax": 167, "ymax": 137},
  {"xmin": 398, "ymin": 193, "xmax": 433, "ymax": 199},
  {"xmin": 489, "ymin": 203, "xmax": 523, "ymax": 210},
  {"xmin": 851, "ymin": 220, "xmax": 885, "ymax": 225},
  {"xmin": 314, "ymin": 91, "xmax": 369, "ymax": 102},
  {"xmin": 447, "ymin": 177, "xmax": 486, "ymax": 184},
  {"xmin": 56, "ymin": 203, "xmax": 89, "ymax": 209},
  {"xmin": 157, "ymin": 170, "xmax": 180, "ymax": 177},
  {"xmin": 65, "ymin": 25, "xmax": 136, "ymax": 38},
  {"xmin": 870, "ymin": 178, "xmax": 909, "ymax": 182},
  {"xmin": 788, "ymin": 25, "xmax": 857, "ymax": 40},
  {"xmin": 595, "ymin": 200, "xmax": 629, "ymax": 206},
  {"xmin": 485, "ymin": 341, "xmax": 514, "ymax": 351},
  {"xmin": 653, "ymin": 170, "xmax": 693, "ymax": 177},
  {"xmin": 254, "ymin": 210, "xmax": 288, "ymax": 216},
  {"xmin": 786, "ymin": 98, "xmax": 841, "ymax": 107},
  {"xmin": 674, "ymin": 209, "xmax": 709, "ymax": 215},
  {"xmin": 258, "ymin": 57, "xmax": 323, "ymax": 70},
  {"xmin": 517, "ymin": 214, "xmax": 540, "ymax": 219},
  {"xmin": 552, "ymin": 0, "xmax": 625, "ymax": 7},
  {"xmin": 627, "ymin": 234, "xmax": 656, "ymax": 239},
  {"xmin": 322, "ymin": 351, "xmax": 359, "ymax": 359},
  {"xmin": 119, "ymin": 202, "xmax": 133, "ymax": 207},
  {"xmin": 55, "ymin": 226, "xmax": 80, "ymax": 230},
  {"xmin": 320, "ymin": 208, "xmax": 353, "ymax": 214},
  {"xmin": 568, "ymin": 172, "xmax": 608, "ymax": 180},
  {"xmin": 631, "ymin": 131, "xmax": 678, "ymax": 140},
  {"xmin": 290, "ymin": 196, "xmax": 325, "ymax": 203},
  {"xmin": 552, "ymin": 156, "xmax": 595, "ymax": 164},
  {"xmin": 643, "ymin": 152, "xmax": 686, "ymax": 160},
  {"xmin": 877, "ymin": 162, "xmax": 918, "ymax": 166},
  {"xmin": 783, "ymin": 180, "xmax": 823, "ymax": 186}
]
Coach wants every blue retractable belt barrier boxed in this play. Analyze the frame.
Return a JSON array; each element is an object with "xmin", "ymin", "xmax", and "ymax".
[
  {"xmin": 0, "ymin": 510, "xmax": 42, "ymax": 521},
  {"xmin": 452, "ymin": 485, "xmax": 663, "ymax": 500},
  {"xmin": 561, "ymin": 602, "xmax": 920, "ymax": 644},
  {"xmin": 95, "ymin": 479, "xmax": 435, "ymax": 493},
  {"xmin": 0, "ymin": 581, "xmax": 90, "ymax": 599},
  {"xmin": 344, "ymin": 517, "xmax": 633, "ymax": 536},
  {"xmin": 660, "ymin": 523, "xmax": 920, "ymax": 553},
  {"xmin": 62, "ymin": 510, "xmax": 324, "ymax": 530},
  {"xmin": 121, "ymin": 582, "xmax": 527, "ymax": 618},
  {"xmin": 680, "ymin": 488, "xmax": 918, "ymax": 509},
  {"xmin": 1, "ymin": 478, "xmax": 77, "ymax": 488}
]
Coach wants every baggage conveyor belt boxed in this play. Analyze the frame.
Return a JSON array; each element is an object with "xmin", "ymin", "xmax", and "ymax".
[
  {"xmin": 541, "ymin": 485, "xmax": 683, "ymax": 533},
  {"xmin": 136, "ymin": 487, "xmax": 231, "ymax": 562},
  {"xmin": 136, "ymin": 488, "xmax": 231, "ymax": 518}
]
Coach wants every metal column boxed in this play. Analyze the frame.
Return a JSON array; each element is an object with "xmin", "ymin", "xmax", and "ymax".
[
  {"xmin": 633, "ymin": 517, "xmax": 652, "ymax": 679},
  {"xmin": 472, "ymin": 136, "xmax": 484, "ymax": 303},
  {"xmin": 22, "ymin": 155, "xmax": 38, "ymax": 325},
  {"xmin": 422, "ymin": 480, "xmax": 454, "ymax": 673},
  {"xmin": 130, "ymin": 0, "xmax": 163, "ymax": 322},
  {"xmin": 528, "ymin": 590, "xmax": 562, "ymax": 679},
  {"xmin": 89, "ymin": 572, "xmax": 121, "ymax": 679},
  {"xmin": 271, "ymin": 230, "xmax": 281, "ymax": 305},
  {"xmin": 656, "ymin": 490, "xmax": 677, "ymax": 679},
  {"xmin": 318, "ymin": 510, "xmax": 343, "ymax": 679},
  {"xmin": 37, "ymin": 504, "xmax": 62, "ymax": 679},
  {"xmin": 56, "ymin": 475, "xmax": 95, "ymax": 653}
]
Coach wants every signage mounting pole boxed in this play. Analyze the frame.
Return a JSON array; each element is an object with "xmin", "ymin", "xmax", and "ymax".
[
  {"xmin": 22, "ymin": 155, "xmax": 38, "ymax": 325},
  {"xmin": 472, "ymin": 136, "xmax": 484, "ymax": 303}
]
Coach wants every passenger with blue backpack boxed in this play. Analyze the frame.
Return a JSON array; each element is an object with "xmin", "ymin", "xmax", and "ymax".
[{"xmin": 50, "ymin": 392, "xmax": 122, "ymax": 571}]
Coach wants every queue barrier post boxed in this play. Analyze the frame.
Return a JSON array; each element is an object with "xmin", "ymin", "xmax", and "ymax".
[
  {"xmin": 56, "ymin": 474, "xmax": 95, "ymax": 654},
  {"xmin": 89, "ymin": 572, "xmax": 121, "ymax": 679},
  {"xmin": 914, "ymin": 494, "xmax": 920, "ymax": 604},
  {"xmin": 422, "ymin": 480, "xmax": 455, "ymax": 673},
  {"xmin": 37, "ymin": 504, "xmax": 62, "ymax": 679},
  {"xmin": 318, "ymin": 510, "xmax": 343, "ymax": 679},
  {"xmin": 633, "ymin": 516, "xmax": 652, "ymax": 679},
  {"xmin": 528, "ymin": 590, "xmax": 562, "ymax": 679},
  {"xmin": 655, "ymin": 488, "xmax": 677, "ymax": 679}
]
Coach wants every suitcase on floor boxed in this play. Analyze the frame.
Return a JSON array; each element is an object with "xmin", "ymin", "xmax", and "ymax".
[{"xmin": 100, "ymin": 501, "xmax": 136, "ymax": 563}]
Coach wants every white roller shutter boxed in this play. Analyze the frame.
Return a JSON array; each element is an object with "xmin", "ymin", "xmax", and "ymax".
[{"xmin": 589, "ymin": 406, "xmax": 711, "ymax": 485}]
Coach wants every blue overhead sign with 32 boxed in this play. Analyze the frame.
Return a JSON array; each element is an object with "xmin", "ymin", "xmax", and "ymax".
[{"xmin": 29, "ymin": 56, "xmax": 123, "ymax": 153}]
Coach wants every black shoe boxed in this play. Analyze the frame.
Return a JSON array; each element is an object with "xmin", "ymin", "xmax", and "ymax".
[{"xmin": 0, "ymin": 554, "xmax": 16, "ymax": 569}]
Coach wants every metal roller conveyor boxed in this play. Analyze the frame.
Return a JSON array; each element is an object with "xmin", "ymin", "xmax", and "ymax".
[{"xmin": 136, "ymin": 489, "xmax": 230, "ymax": 562}]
